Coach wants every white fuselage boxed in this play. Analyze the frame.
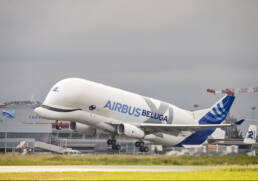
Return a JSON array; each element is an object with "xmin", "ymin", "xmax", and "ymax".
[{"xmin": 43, "ymin": 78, "xmax": 195, "ymax": 124}]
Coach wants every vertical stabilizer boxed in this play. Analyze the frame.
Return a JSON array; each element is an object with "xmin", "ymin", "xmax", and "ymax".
[
  {"xmin": 179, "ymin": 95, "xmax": 235, "ymax": 145},
  {"xmin": 199, "ymin": 95, "xmax": 235, "ymax": 124}
]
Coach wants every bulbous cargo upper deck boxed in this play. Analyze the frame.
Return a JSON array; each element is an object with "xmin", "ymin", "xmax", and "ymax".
[
  {"xmin": 42, "ymin": 78, "xmax": 98, "ymax": 110},
  {"xmin": 41, "ymin": 78, "xmax": 147, "ymax": 113},
  {"xmin": 40, "ymin": 77, "xmax": 195, "ymax": 125}
]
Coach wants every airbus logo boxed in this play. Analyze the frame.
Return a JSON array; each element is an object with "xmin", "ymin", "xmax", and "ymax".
[{"xmin": 104, "ymin": 99, "xmax": 171, "ymax": 123}]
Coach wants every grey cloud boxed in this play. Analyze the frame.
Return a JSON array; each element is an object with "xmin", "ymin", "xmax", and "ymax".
[{"xmin": 0, "ymin": 0, "xmax": 257, "ymax": 125}]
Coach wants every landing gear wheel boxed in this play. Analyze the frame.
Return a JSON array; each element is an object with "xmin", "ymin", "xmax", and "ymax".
[
  {"xmin": 139, "ymin": 146, "xmax": 149, "ymax": 152},
  {"xmin": 139, "ymin": 141, "xmax": 144, "ymax": 147},
  {"xmin": 139, "ymin": 146, "xmax": 145, "ymax": 152},
  {"xmin": 112, "ymin": 144, "xmax": 116, "ymax": 150},
  {"xmin": 112, "ymin": 144, "xmax": 121, "ymax": 151},
  {"xmin": 115, "ymin": 144, "xmax": 121, "ymax": 151},
  {"xmin": 135, "ymin": 141, "xmax": 144, "ymax": 147},
  {"xmin": 107, "ymin": 139, "xmax": 112, "ymax": 145},
  {"xmin": 143, "ymin": 146, "xmax": 149, "ymax": 152},
  {"xmin": 135, "ymin": 141, "xmax": 141, "ymax": 147},
  {"xmin": 111, "ymin": 139, "xmax": 116, "ymax": 145}
]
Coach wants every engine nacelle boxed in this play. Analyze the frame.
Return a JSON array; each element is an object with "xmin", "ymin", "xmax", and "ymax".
[
  {"xmin": 117, "ymin": 123, "xmax": 144, "ymax": 139},
  {"xmin": 70, "ymin": 122, "xmax": 96, "ymax": 136}
]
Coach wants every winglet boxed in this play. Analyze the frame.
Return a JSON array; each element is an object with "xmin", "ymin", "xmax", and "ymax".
[{"xmin": 234, "ymin": 119, "xmax": 245, "ymax": 125}]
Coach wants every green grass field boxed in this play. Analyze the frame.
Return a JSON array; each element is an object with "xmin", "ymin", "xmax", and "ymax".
[
  {"xmin": 0, "ymin": 153, "xmax": 257, "ymax": 166},
  {"xmin": 0, "ymin": 154, "xmax": 257, "ymax": 180},
  {"xmin": 0, "ymin": 168, "xmax": 257, "ymax": 180}
]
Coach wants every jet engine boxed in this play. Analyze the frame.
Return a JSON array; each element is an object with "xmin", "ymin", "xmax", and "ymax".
[
  {"xmin": 70, "ymin": 122, "xmax": 96, "ymax": 136},
  {"xmin": 117, "ymin": 123, "xmax": 145, "ymax": 139}
]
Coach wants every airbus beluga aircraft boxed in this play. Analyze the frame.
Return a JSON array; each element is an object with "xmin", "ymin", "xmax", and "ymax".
[{"xmin": 34, "ymin": 78, "xmax": 243, "ymax": 152}]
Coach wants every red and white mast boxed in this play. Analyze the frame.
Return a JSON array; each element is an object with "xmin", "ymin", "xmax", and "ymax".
[{"xmin": 207, "ymin": 87, "xmax": 258, "ymax": 95}]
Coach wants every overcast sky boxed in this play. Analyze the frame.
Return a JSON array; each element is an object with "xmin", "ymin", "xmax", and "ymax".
[{"xmin": 0, "ymin": 0, "xmax": 258, "ymax": 128}]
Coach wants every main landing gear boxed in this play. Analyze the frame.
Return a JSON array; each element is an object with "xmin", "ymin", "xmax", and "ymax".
[
  {"xmin": 107, "ymin": 138, "xmax": 121, "ymax": 151},
  {"xmin": 135, "ymin": 141, "xmax": 149, "ymax": 152}
]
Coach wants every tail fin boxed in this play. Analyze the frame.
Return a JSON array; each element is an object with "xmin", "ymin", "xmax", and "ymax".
[
  {"xmin": 244, "ymin": 125, "xmax": 257, "ymax": 144},
  {"xmin": 198, "ymin": 94, "xmax": 235, "ymax": 124},
  {"xmin": 178, "ymin": 95, "xmax": 235, "ymax": 145}
]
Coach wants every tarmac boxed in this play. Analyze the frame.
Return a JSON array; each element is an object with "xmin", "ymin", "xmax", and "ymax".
[{"xmin": 0, "ymin": 165, "xmax": 220, "ymax": 172}]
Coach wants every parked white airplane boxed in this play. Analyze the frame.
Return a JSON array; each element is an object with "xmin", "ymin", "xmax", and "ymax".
[{"xmin": 34, "ymin": 78, "xmax": 243, "ymax": 152}]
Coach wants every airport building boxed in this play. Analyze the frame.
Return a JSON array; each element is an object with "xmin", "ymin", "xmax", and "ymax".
[
  {"xmin": 0, "ymin": 101, "xmax": 257, "ymax": 155},
  {"xmin": 0, "ymin": 101, "xmax": 51, "ymax": 153}
]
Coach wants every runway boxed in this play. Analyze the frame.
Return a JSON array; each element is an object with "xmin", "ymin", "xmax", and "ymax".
[{"xmin": 0, "ymin": 165, "xmax": 220, "ymax": 172}]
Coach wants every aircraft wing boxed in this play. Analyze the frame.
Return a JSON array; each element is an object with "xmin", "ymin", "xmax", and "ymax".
[
  {"xmin": 139, "ymin": 123, "xmax": 235, "ymax": 134},
  {"xmin": 106, "ymin": 119, "xmax": 244, "ymax": 134}
]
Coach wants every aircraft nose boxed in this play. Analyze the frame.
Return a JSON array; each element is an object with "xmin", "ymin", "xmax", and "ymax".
[{"xmin": 34, "ymin": 107, "xmax": 44, "ymax": 117}]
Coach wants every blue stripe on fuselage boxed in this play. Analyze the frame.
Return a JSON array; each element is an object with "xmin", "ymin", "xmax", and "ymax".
[{"xmin": 176, "ymin": 128, "xmax": 215, "ymax": 146}]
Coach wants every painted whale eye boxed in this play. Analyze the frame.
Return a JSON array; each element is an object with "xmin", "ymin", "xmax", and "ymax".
[{"xmin": 89, "ymin": 105, "xmax": 96, "ymax": 111}]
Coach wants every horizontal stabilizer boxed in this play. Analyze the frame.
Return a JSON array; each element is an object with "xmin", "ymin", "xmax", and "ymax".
[{"xmin": 234, "ymin": 119, "xmax": 245, "ymax": 125}]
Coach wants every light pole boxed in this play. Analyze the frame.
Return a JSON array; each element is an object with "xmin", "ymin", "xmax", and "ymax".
[
  {"xmin": 193, "ymin": 104, "xmax": 199, "ymax": 108},
  {"xmin": 2, "ymin": 118, "xmax": 7, "ymax": 153},
  {"xmin": 251, "ymin": 106, "xmax": 256, "ymax": 119},
  {"xmin": 193, "ymin": 104, "xmax": 199, "ymax": 111},
  {"xmin": 0, "ymin": 117, "xmax": 6, "ymax": 153}
]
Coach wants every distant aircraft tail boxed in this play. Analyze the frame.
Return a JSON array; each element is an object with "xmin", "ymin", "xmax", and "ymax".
[{"xmin": 244, "ymin": 125, "xmax": 257, "ymax": 144}]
